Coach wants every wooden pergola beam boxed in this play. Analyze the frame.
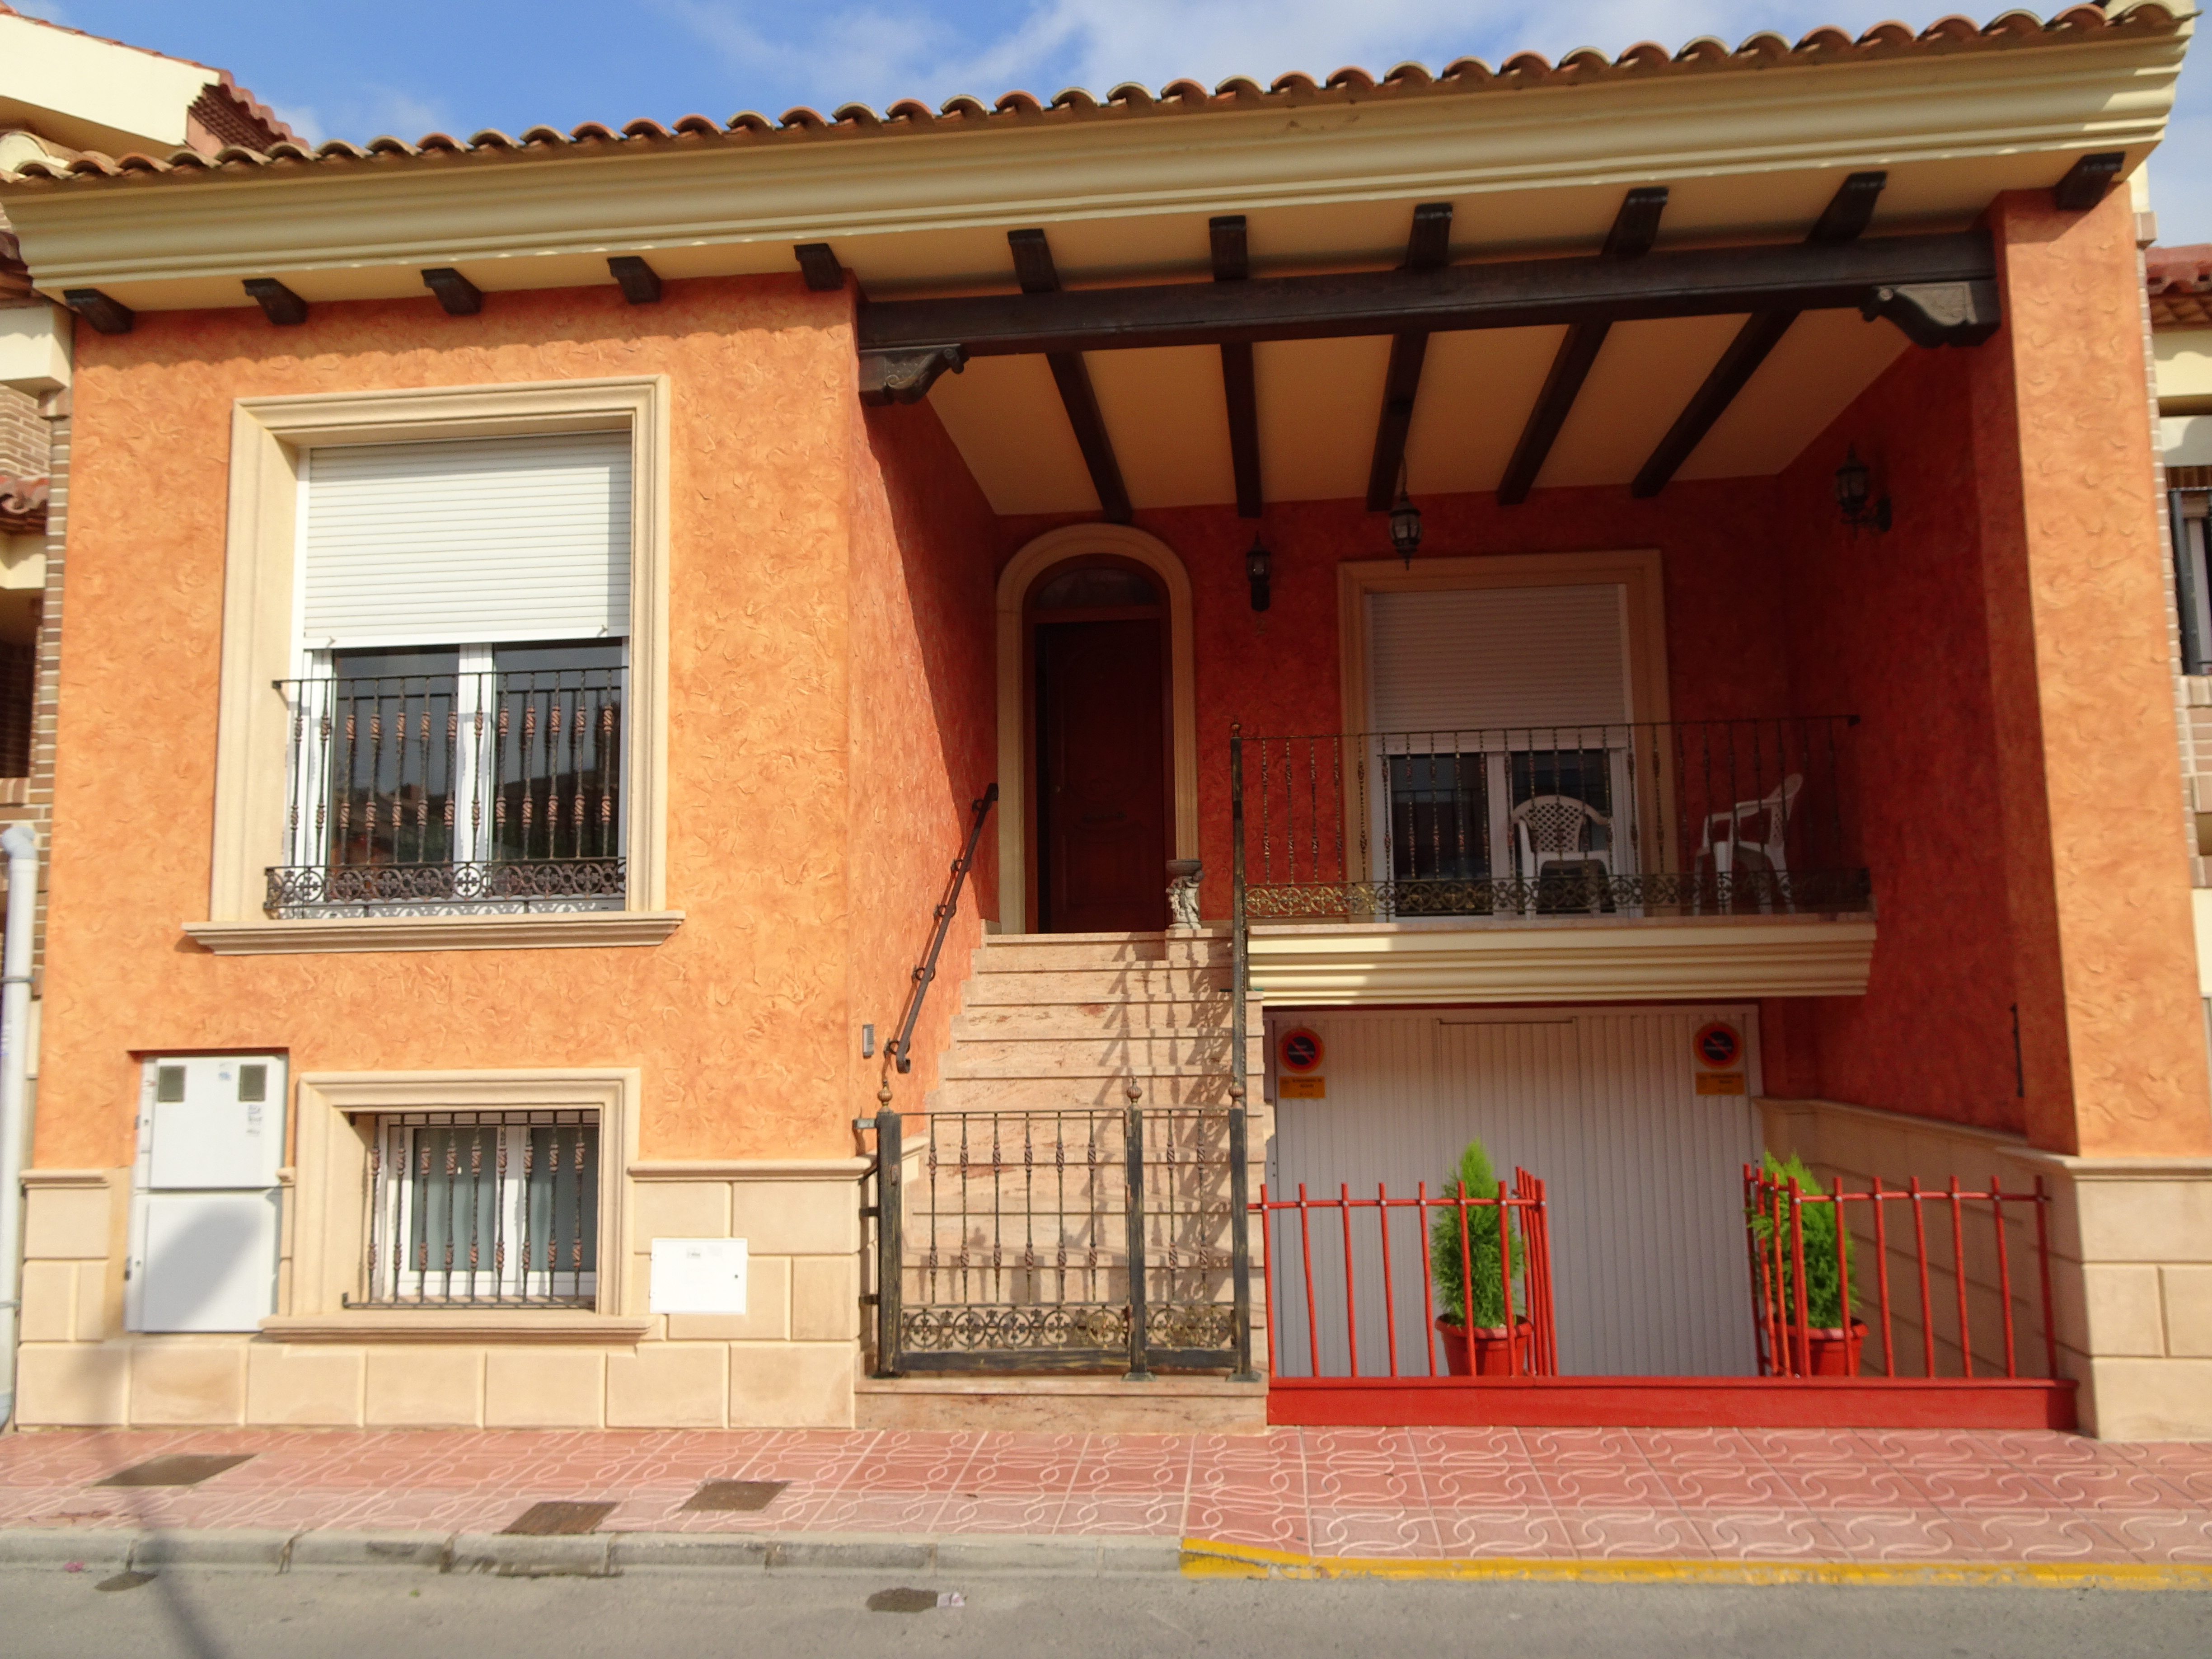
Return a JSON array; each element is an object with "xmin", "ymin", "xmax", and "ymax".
[
  {"xmin": 1631, "ymin": 172, "xmax": 1889, "ymax": 500},
  {"xmin": 1210, "ymin": 215, "xmax": 1263, "ymax": 518},
  {"xmin": 1009, "ymin": 228, "xmax": 1132, "ymax": 524},
  {"xmin": 1363, "ymin": 203, "xmax": 1456, "ymax": 512},
  {"xmin": 1496, "ymin": 188, "xmax": 1668, "ymax": 506},
  {"xmin": 858, "ymin": 226, "xmax": 1995, "ymax": 365}
]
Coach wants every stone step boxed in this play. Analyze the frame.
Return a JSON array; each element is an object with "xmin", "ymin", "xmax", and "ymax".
[
  {"xmin": 959, "ymin": 968, "xmax": 1234, "ymax": 1004},
  {"xmin": 929, "ymin": 1074, "xmax": 1243, "ymax": 1112},
  {"xmin": 950, "ymin": 1001, "xmax": 1260, "ymax": 1039},
  {"xmin": 974, "ymin": 933, "xmax": 1233, "ymax": 973}
]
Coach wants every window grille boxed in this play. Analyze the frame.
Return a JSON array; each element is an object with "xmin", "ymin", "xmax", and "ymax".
[{"xmin": 354, "ymin": 1109, "xmax": 600, "ymax": 1308}]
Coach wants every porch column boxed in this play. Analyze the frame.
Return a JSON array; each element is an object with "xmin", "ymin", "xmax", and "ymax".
[{"xmin": 1972, "ymin": 186, "xmax": 2212, "ymax": 1160}]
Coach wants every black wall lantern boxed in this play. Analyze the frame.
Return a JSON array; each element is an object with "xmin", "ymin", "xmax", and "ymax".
[
  {"xmin": 1834, "ymin": 445, "xmax": 1893, "ymax": 535},
  {"xmin": 1388, "ymin": 466, "xmax": 1424, "ymax": 568},
  {"xmin": 1245, "ymin": 535, "xmax": 1272, "ymax": 612}
]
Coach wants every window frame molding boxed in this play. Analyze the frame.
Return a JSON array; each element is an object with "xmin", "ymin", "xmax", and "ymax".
[
  {"xmin": 194, "ymin": 378, "xmax": 675, "ymax": 953},
  {"xmin": 270, "ymin": 1067, "xmax": 646, "ymax": 1342}
]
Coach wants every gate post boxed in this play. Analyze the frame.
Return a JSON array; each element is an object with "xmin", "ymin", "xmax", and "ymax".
[
  {"xmin": 873, "ymin": 1099, "xmax": 903, "ymax": 1378},
  {"xmin": 1125, "ymin": 1082, "xmax": 1152, "ymax": 1381},
  {"xmin": 1228, "ymin": 1101, "xmax": 1257, "ymax": 1381},
  {"xmin": 1228, "ymin": 724, "xmax": 1260, "ymax": 1382}
]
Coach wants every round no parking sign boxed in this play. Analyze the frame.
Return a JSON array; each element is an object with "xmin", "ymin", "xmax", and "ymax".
[{"xmin": 1692, "ymin": 1021, "xmax": 1741, "ymax": 1070}]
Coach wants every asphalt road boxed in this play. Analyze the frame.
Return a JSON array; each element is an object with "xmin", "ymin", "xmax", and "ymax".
[{"xmin": 7, "ymin": 1566, "xmax": 2212, "ymax": 1659}]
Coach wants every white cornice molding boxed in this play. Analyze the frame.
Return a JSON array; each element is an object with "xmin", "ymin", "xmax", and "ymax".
[
  {"xmin": 184, "ymin": 911, "xmax": 684, "ymax": 954},
  {"xmin": 1, "ymin": 31, "xmax": 2187, "ymax": 302},
  {"xmin": 1249, "ymin": 915, "xmax": 1878, "ymax": 1004}
]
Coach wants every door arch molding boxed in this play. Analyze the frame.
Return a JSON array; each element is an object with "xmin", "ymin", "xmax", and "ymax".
[{"xmin": 997, "ymin": 524, "xmax": 1198, "ymax": 931}]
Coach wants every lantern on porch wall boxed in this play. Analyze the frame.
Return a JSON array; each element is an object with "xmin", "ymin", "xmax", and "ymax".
[
  {"xmin": 1246, "ymin": 536, "xmax": 1272, "ymax": 612},
  {"xmin": 1833, "ymin": 445, "xmax": 1893, "ymax": 535},
  {"xmin": 1389, "ymin": 487, "xmax": 1423, "ymax": 568}
]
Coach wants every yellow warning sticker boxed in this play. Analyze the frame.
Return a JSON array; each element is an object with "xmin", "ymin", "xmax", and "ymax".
[
  {"xmin": 1278, "ymin": 1076, "xmax": 1326, "ymax": 1099},
  {"xmin": 1696, "ymin": 1073, "xmax": 1746, "ymax": 1096}
]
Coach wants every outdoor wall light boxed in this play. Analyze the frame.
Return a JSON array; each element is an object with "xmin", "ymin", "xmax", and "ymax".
[
  {"xmin": 1246, "ymin": 536, "xmax": 1272, "ymax": 612},
  {"xmin": 1389, "ymin": 483, "xmax": 1424, "ymax": 568},
  {"xmin": 1834, "ymin": 445, "xmax": 1893, "ymax": 535}
]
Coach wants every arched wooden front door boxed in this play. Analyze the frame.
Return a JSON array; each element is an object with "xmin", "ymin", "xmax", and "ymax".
[{"xmin": 1027, "ymin": 559, "xmax": 1170, "ymax": 933}]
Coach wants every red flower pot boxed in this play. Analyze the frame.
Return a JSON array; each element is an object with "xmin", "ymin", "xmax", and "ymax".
[
  {"xmin": 1784, "ymin": 1319, "xmax": 1867, "ymax": 1377},
  {"xmin": 1433, "ymin": 1316, "xmax": 1534, "ymax": 1378}
]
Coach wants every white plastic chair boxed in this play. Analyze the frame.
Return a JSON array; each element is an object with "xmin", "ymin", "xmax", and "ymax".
[
  {"xmin": 1511, "ymin": 794, "xmax": 1612, "ymax": 912},
  {"xmin": 1699, "ymin": 773, "xmax": 1803, "ymax": 912}
]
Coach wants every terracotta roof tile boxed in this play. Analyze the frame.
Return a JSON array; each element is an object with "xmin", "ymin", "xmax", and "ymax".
[
  {"xmin": 0, "ymin": 5, "xmax": 2178, "ymax": 192},
  {"xmin": 2150, "ymin": 244, "xmax": 2212, "ymax": 327}
]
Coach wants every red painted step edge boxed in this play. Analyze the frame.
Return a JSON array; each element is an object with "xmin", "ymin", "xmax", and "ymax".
[{"xmin": 1266, "ymin": 1377, "xmax": 2078, "ymax": 1431}]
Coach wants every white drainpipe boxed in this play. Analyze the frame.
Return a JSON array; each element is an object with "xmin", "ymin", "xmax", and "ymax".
[{"xmin": 0, "ymin": 822, "xmax": 38, "ymax": 1427}]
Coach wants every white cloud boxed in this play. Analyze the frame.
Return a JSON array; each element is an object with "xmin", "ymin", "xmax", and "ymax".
[
  {"xmin": 7, "ymin": 0, "xmax": 71, "ymax": 23},
  {"xmin": 272, "ymin": 104, "xmax": 326, "ymax": 146}
]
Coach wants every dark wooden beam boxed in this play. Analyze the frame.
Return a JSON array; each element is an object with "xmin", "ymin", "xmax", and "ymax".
[
  {"xmin": 794, "ymin": 243, "xmax": 845, "ymax": 291},
  {"xmin": 242, "ymin": 278, "xmax": 307, "ymax": 326},
  {"xmin": 2053, "ymin": 152, "xmax": 2125, "ymax": 213},
  {"xmin": 858, "ymin": 228, "xmax": 1996, "ymax": 361},
  {"xmin": 607, "ymin": 255, "xmax": 662, "ymax": 304},
  {"xmin": 1497, "ymin": 188, "xmax": 1669, "ymax": 505},
  {"xmin": 1009, "ymin": 228, "xmax": 1131, "ymax": 524},
  {"xmin": 1631, "ymin": 172, "xmax": 1888, "ymax": 500},
  {"xmin": 420, "ymin": 267, "xmax": 483, "ymax": 315},
  {"xmin": 1364, "ymin": 203, "xmax": 1454, "ymax": 511},
  {"xmin": 61, "ymin": 288, "xmax": 132, "ymax": 335},
  {"xmin": 1210, "ymin": 215, "xmax": 1262, "ymax": 517}
]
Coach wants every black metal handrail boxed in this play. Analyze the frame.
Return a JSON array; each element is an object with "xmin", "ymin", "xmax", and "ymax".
[{"xmin": 889, "ymin": 783, "xmax": 998, "ymax": 1074}]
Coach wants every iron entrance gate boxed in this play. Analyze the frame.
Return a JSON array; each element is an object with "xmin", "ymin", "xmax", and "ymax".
[{"xmin": 864, "ymin": 1100, "xmax": 1255, "ymax": 1377}]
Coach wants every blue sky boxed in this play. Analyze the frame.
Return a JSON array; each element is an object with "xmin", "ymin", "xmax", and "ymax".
[{"xmin": 16, "ymin": 0, "xmax": 2211, "ymax": 241}]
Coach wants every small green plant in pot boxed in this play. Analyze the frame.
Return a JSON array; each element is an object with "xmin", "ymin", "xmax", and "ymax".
[
  {"xmin": 1429, "ymin": 1137, "xmax": 1527, "ymax": 1376},
  {"xmin": 1746, "ymin": 1152, "xmax": 1863, "ymax": 1374}
]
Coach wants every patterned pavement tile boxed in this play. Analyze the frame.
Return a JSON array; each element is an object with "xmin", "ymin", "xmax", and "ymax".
[
  {"xmin": 2097, "ymin": 1511, "xmax": 2212, "ymax": 1563},
  {"xmin": 1420, "ymin": 1464, "xmax": 1554, "ymax": 1511},
  {"xmin": 1432, "ymin": 1510, "xmax": 1576, "ymax": 1558},
  {"xmin": 1309, "ymin": 1508, "xmax": 1444, "ymax": 1557},
  {"xmin": 1688, "ymin": 1509, "xmax": 1845, "ymax": 1560},
  {"xmin": 934, "ymin": 1494, "xmax": 1072, "ymax": 1533},
  {"xmin": 1822, "ymin": 1510, "xmax": 1987, "ymax": 1560},
  {"xmin": 1645, "ymin": 1462, "xmax": 1801, "ymax": 1511},
  {"xmin": 1951, "ymin": 1510, "xmax": 2136, "ymax": 1562},
  {"xmin": 1558, "ymin": 1508, "xmax": 1711, "ymax": 1560},
  {"xmin": 1054, "ymin": 1494, "xmax": 1184, "ymax": 1536},
  {"xmin": 1540, "ymin": 1462, "xmax": 1678, "ymax": 1507}
]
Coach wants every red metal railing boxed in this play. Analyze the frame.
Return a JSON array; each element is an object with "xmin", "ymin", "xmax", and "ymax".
[
  {"xmin": 1744, "ymin": 1166, "xmax": 2058, "ymax": 1381},
  {"xmin": 1256, "ymin": 1171, "xmax": 1558, "ymax": 1380}
]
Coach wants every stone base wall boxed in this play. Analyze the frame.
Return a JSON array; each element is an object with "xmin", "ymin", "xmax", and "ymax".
[
  {"xmin": 1761, "ymin": 1097, "xmax": 2212, "ymax": 1441},
  {"xmin": 14, "ymin": 1163, "xmax": 868, "ymax": 1429}
]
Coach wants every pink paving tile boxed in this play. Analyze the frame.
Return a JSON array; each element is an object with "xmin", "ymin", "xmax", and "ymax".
[
  {"xmin": 1307, "ymin": 1463, "xmax": 1423, "ymax": 1507},
  {"xmin": 1689, "ymin": 1509, "xmax": 1846, "ymax": 1560},
  {"xmin": 934, "ymin": 1494, "xmax": 1071, "ymax": 1534},
  {"xmin": 1540, "ymin": 1463, "xmax": 1678, "ymax": 1506},
  {"xmin": 1433, "ymin": 1511, "xmax": 1576, "ymax": 1558},
  {"xmin": 1644, "ymin": 1462, "xmax": 1800, "ymax": 1511},
  {"xmin": 1517, "ymin": 1428, "xmax": 1651, "ymax": 1466},
  {"xmin": 1309, "ymin": 1508, "xmax": 1444, "ymax": 1557},
  {"xmin": 1559, "ymin": 1508, "xmax": 1711, "ymax": 1560},
  {"xmin": 1420, "ymin": 1464, "xmax": 1564, "ymax": 1511},
  {"xmin": 1944, "ymin": 1510, "xmax": 2134, "ymax": 1562},
  {"xmin": 1907, "ymin": 1464, "xmax": 2068, "ymax": 1511},
  {"xmin": 1740, "ymin": 1429, "xmax": 1884, "ymax": 1465},
  {"xmin": 1821, "ymin": 1510, "xmax": 1989, "ymax": 1561},
  {"xmin": 2097, "ymin": 1512, "xmax": 2212, "ymax": 1563},
  {"xmin": 1767, "ymin": 1463, "xmax": 1939, "ymax": 1511},
  {"xmin": 770, "ymin": 1493, "xmax": 948, "ymax": 1533},
  {"xmin": 1054, "ymin": 1495, "xmax": 1184, "ymax": 1537},
  {"xmin": 1398, "ymin": 1427, "xmax": 1528, "ymax": 1462},
  {"xmin": 1066, "ymin": 1438, "xmax": 1190, "ymax": 1495},
  {"xmin": 1628, "ymin": 1428, "xmax": 1768, "ymax": 1464}
]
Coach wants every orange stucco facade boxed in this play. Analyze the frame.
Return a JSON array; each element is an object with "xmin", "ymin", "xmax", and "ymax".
[{"xmin": 34, "ymin": 275, "xmax": 996, "ymax": 1171}]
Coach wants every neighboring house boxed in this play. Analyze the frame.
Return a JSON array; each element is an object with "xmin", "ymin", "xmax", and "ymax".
[
  {"xmin": 1, "ymin": 5, "xmax": 2208, "ymax": 1440},
  {"xmin": 0, "ymin": 1, "xmax": 292, "ymax": 1059}
]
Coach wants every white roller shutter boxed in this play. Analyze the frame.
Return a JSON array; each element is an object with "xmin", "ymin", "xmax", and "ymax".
[
  {"xmin": 1367, "ymin": 583, "xmax": 1629, "ymax": 735},
  {"xmin": 301, "ymin": 431, "xmax": 631, "ymax": 647}
]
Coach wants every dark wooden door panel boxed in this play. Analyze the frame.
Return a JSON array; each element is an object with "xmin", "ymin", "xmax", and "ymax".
[{"xmin": 1038, "ymin": 618, "xmax": 1167, "ymax": 933}]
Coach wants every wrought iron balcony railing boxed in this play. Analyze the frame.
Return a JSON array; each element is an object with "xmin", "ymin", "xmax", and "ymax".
[
  {"xmin": 1233, "ymin": 717, "xmax": 1868, "ymax": 923},
  {"xmin": 268, "ymin": 667, "xmax": 624, "ymax": 919}
]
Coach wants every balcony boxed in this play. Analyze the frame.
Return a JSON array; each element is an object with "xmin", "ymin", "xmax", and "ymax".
[
  {"xmin": 1231, "ymin": 718, "xmax": 1875, "ymax": 1005},
  {"xmin": 268, "ymin": 666, "xmax": 624, "ymax": 919}
]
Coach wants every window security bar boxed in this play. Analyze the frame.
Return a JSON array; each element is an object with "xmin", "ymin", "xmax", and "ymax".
[
  {"xmin": 267, "ymin": 666, "xmax": 623, "ymax": 917},
  {"xmin": 352, "ymin": 1109, "xmax": 600, "ymax": 1308}
]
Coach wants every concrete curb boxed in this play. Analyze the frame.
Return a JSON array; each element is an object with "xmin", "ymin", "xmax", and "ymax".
[{"xmin": 0, "ymin": 1527, "xmax": 1182, "ymax": 1579}]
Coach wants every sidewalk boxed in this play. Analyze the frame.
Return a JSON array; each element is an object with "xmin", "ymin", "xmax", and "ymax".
[{"xmin": 3, "ymin": 1425, "xmax": 2211, "ymax": 1581}]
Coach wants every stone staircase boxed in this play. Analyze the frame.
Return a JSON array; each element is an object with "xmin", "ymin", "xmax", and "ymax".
[{"xmin": 926, "ymin": 928, "xmax": 1264, "ymax": 1114}]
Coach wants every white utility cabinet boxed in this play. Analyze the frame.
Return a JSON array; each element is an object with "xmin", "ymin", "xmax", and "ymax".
[{"xmin": 126, "ymin": 1054, "xmax": 287, "ymax": 1333}]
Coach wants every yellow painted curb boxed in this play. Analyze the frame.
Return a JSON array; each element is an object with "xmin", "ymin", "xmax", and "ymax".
[{"xmin": 1177, "ymin": 1539, "xmax": 2212, "ymax": 1590}]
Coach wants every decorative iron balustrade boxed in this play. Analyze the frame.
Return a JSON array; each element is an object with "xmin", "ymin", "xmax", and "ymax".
[
  {"xmin": 866, "ymin": 1100, "xmax": 1254, "ymax": 1377},
  {"xmin": 1233, "ymin": 717, "xmax": 1867, "ymax": 922},
  {"xmin": 350, "ymin": 1109, "xmax": 600, "ymax": 1308},
  {"xmin": 267, "ymin": 666, "xmax": 624, "ymax": 918}
]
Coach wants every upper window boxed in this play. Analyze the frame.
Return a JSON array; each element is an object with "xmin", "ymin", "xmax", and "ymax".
[{"xmin": 269, "ymin": 433, "xmax": 631, "ymax": 919}]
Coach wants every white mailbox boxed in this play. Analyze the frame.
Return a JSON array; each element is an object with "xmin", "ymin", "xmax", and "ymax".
[{"xmin": 127, "ymin": 1054, "xmax": 287, "ymax": 1333}]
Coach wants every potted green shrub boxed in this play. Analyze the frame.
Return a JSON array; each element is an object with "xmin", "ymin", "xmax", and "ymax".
[
  {"xmin": 1747, "ymin": 1152, "xmax": 1865, "ymax": 1375},
  {"xmin": 1429, "ymin": 1137, "xmax": 1531, "ymax": 1377}
]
